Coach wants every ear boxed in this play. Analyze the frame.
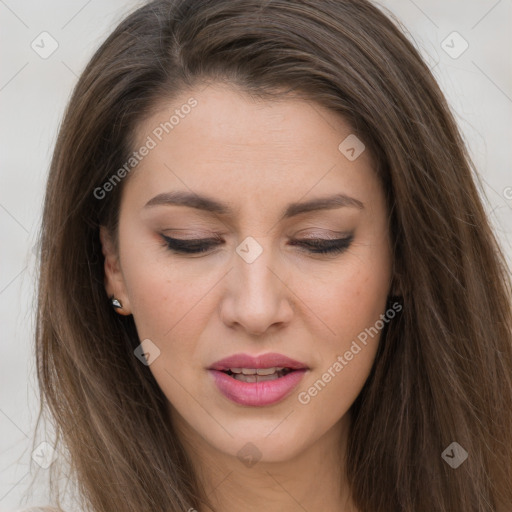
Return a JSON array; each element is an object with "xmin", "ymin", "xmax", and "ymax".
[{"xmin": 99, "ymin": 225, "xmax": 131, "ymax": 315}]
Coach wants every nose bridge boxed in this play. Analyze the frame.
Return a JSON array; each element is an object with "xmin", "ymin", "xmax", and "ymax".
[
  {"xmin": 235, "ymin": 235, "xmax": 280, "ymax": 302},
  {"xmin": 227, "ymin": 235, "xmax": 291, "ymax": 333}
]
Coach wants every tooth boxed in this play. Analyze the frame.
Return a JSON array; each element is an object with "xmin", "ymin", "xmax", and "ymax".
[
  {"xmin": 233, "ymin": 373, "xmax": 280, "ymax": 383},
  {"xmin": 256, "ymin": 367, "xmax": 277, "ymax": 376},
  {"xmin": 227, "ymin": 367, "xmax": 292, "ymax": 379},
  {"xmin": 236, "ymin": 374, "xmax": 257, "ymax": 382},
  {"xmin": 258, "ymin": 374, "xmax": 280, "ymax": 382}
]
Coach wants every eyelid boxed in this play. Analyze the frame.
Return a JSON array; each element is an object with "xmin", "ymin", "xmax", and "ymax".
[
  {"xmin": 160, "ymin": 230, "xmax": 223, "ymax": 240},
  {"xmin": 161, "ymin": 231, "xmax": 349, "ymax": 242},
  {"xmin": 294, "ymin": 230, "xmax": 350, "ymax": 239},
  {"xmin": 160, "ymin": 233, "xmax": 354, "ymax": 256},
  {"xmin": 161, "ymin": 228, "xmax": 349, "ymax": 238}
]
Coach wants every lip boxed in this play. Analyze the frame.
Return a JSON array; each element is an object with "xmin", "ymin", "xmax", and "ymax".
[
  {"xmin": 209, "ymin": 352, "xmax": 308, "ymax": 371},
  {"xmin": 208, "ymin": 352, "xmax": 309, "ymax": 407}
]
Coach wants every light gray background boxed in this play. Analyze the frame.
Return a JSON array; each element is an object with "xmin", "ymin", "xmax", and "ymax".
[{"xmin": 1, "ymin": 0, "xmax": 511, "ymax": 510}]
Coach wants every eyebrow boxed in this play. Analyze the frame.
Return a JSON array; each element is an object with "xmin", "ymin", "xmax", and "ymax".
[{"xmin": 143, "ymin": 190, "xmax": 364, "ymax": 219}]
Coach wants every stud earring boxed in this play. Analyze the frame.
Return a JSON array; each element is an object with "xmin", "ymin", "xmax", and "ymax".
[{"xmin": 110, "ymin": 296, "xmax": 123, "ymax": 309}]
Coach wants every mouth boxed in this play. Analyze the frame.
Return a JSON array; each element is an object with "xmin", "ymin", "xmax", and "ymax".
[
  {"xmin": 221, "ymin": 367, "xmax": 295, "ymax": 382},
  {"xmin": 208, "ymin": 353, "xmax": 309, "ymax": 407}
]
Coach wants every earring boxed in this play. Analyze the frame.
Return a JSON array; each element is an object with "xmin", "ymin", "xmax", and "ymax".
[{"xmin": 110, "ymin": 296, "xmax": 123, "ymax": 309}]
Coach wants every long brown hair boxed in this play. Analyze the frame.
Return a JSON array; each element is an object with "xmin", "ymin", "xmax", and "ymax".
[{"xmin": 31, "ymin": 0, "xmax": 512, "ymax": 511}]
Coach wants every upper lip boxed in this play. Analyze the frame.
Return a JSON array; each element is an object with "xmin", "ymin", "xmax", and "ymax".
[{"xmin": 208, "ymin": 352, "xmax": 308, "ymax": 371}]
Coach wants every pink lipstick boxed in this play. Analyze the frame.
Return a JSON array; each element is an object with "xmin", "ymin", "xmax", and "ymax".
[{"xmin": 208, "ymin": 352, "xmax": 308, "ymax": 407}]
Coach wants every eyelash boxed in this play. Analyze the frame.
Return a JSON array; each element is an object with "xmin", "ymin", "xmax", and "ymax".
[{"xmin": 161, "ymin": 234, "xmax": 354, "ymax": 256}]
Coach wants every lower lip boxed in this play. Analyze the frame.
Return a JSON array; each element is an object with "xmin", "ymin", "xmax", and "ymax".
[{"xmin": 209, "ymin": 369, "xmax": 307, "ymax": 407}]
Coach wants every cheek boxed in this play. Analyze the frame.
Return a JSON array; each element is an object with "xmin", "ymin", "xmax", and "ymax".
[
  {"xmin": 297, "ymin": 243, "xmax": 391, "ymax": 405},
  {"xmin": 296, "ymin": 274, "xmax": 387, "ymax": 428},
  {"xmin": 301, "ymin": 255, "xmax": 391, "ymax": 350},
  {"xmin": 118, "ymin": 235, "xmax": 208, "ymax": 339},
  {"xmin": 122, "ymin": 261, "xmax": 174, "ymax": 339}
]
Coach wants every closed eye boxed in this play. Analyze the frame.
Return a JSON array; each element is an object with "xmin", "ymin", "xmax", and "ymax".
[
  {"xmin": 161, "ymin": 234, "xmax": 354, "ymax": 256},
  {"xmin": 288, "ymin": 235, "xmax": 353, "ymax": 254}
]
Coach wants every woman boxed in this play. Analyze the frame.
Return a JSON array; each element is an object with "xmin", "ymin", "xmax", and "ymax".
[{"xmin": 29, "ymin": 0, "xmax": 512, "ymax": 511}]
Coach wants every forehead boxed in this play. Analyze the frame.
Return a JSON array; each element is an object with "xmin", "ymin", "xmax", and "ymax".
[
  {"xmin": 136, "ymin": 82, "xmax": 357, "ymax": 159},
  {"xmin": 124, "ymin": 82, "xmax": 380, "ymax": 219}
]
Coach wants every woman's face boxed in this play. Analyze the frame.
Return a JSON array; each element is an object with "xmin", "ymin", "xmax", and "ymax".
[{"xmin": 101, "ymin": 82, "xmax": 393, "ymax": 463}]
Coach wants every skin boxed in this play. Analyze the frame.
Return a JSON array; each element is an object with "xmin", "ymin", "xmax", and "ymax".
[{"xmin": 101, "ymin": 82, "xmax": 394, "ymax": 512}]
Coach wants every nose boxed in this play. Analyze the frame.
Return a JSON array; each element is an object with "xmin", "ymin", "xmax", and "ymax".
[{"xmin": 220, "ymin": 240, "xmax": 294, "ymax": 336}]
